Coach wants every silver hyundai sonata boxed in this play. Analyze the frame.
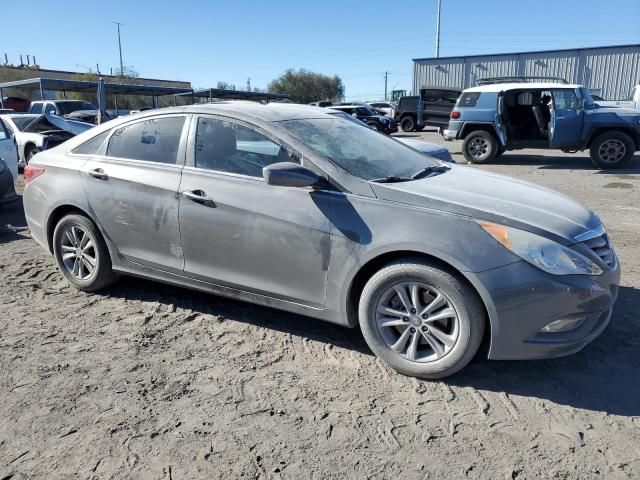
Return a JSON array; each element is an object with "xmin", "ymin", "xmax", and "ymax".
[{"xmin": 23, "ymin": 102, "xmax": 620, "ymax": 379}]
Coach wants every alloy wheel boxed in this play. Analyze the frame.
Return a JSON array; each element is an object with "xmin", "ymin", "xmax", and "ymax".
[
  {"xmin": 59, "ymin": 225, "xmax": 97, "ymax": 280},
  {"xmin": 468, "ymin": 137, "xmax": 489, "ymax": 159},
  {"xmin": 598, "ymin": 139, "xmax": 626, "ymax": 163},
  {"xmin": 375, "ymin": 282, "xmax": 459, "ymax": 363}
]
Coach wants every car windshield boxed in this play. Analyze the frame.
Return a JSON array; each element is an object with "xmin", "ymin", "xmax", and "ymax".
[
  {"xmin": 279, "ymin": 117, "xmax": 440, "ymax": 180},
  {"xmin": 9, "ymin": 115, "xmax": 40, "ymax": 131},
  {"xmin": 57, "ymin": 101, "xmax": 96, "ymax": 114}
]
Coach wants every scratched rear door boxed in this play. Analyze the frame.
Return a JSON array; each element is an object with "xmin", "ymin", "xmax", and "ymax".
[{"xmin": 79, "ymin": 114, "xmax": 189, "ymax": 273}]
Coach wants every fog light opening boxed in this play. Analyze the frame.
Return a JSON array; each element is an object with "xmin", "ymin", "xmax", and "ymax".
[{"xmin": 540, "ymin": 317, "xmax": 585, "ymax": 333}]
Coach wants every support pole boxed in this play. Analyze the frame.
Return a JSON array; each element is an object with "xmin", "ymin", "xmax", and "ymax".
[{"xmin": 435, "ymin": 0, "xmax": 442, "ymax": 58}]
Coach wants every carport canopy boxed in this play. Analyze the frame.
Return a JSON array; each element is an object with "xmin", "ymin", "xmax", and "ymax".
[
  {"xmin": 0, "ymin": 77, "xmax": 193, "ymax": 110},
  {"xmin": 177, "ymin": 87, "xmax": 289, "ymax": 103}
]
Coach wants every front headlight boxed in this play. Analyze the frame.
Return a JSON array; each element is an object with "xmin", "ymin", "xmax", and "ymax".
[{"xmin": 478, "ymin": 221, "xmax": 603, "ymax": 276}]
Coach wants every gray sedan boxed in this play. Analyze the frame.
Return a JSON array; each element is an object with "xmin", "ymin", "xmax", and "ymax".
[{"xmin": 22, "ymin": 102, "xmax": 620, "ymax": 379}]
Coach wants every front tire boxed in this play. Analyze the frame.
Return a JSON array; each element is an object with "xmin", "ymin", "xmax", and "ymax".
[
  {"xmin": 462, "ymin": 130, "xmax": 499, "ymax": 164},
  {"xmin": 589, "ymin": 131, "xmax": 634, "ymax": 169},
  {"xmin": 52, "ymin": 214, "xmax": 117, "ymax": 292},
  {"xmin": 359, "ymin": 260, "xmax": 485, "ymax": 379},
  {"xmin": 400, "ymin": 116, "xmax": 416, "ymax": 132}
]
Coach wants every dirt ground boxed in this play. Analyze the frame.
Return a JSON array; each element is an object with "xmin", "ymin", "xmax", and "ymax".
[{"xmin": 1, "ymin": 137, "xmax": 639, "ymax": 480}]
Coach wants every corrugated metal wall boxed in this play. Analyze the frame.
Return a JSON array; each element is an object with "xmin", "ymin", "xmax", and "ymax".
[{"xmin": 412, "ymin": 45, "xmax": 640, "ymax": 100}]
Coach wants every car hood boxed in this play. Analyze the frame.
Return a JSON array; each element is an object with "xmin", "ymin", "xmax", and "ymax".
[
  {"xmin": 397, "ymin": 138, "xmax": 447, "ymax": 154},
  {"xmin": 370, "ymin": 164, "xmax": 600, "ymax": 244},
  {"xmin": 23, "ymin": 114, "xmax": 94, "ymax": 135}
]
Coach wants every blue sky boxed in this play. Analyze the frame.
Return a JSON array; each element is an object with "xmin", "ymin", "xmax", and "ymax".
[{"xmin": 4, "ymin": 0, "xmax": 639, "ymax": 101}]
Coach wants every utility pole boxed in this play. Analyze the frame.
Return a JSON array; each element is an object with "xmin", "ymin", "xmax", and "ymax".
[
  {"xmin": 384, "ymin": 71, "xmax": 389, "ymax": 100},
  {"xmin": 113, "ymin": 21, "xmax": 124, "ymax": 75},
  {"xmin": 247, "ymin": 77, "xmax": 251, "ymax": 91},
  {"xmin": 435, "ymin": 0, "xmax": 442, "ymax": 58}
]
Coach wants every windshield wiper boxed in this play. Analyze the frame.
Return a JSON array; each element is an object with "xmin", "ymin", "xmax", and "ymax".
[
  {"xmin": 369, "ymin": 175, "xmax": 413, "ymax": 183},
  {"xmin": 410, "ymin": 165, "xmax": 451, "ymax": 180}
]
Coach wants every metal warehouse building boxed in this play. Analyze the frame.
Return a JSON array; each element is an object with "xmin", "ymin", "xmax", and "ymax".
[{"xmin": 412, "ymin": 44, "xmax": 640, "ymax": 100}]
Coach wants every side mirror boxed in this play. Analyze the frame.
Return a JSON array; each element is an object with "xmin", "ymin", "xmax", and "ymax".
[{"xmin": 263, "ymin": 162, "xmax": 323, "ymax": 188}]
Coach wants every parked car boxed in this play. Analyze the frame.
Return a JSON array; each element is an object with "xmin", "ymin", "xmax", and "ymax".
[
  {"xmin": 445, "ymin": 81, "xmax": 640, "ymax": 168},
  {"xmin": 0, "ymin": 113, "xmax": 94, "ymax": 167},
  {"xmin": 0, "ymin": 109, "xmax": 15, "ymax": 114},
  {"xmin": 309, "ymin": 101, "xmax": 333, "ymax": 107},
  {"xmin": 326, "ymin": 109, "xmax": 453, "ymax": 162},
  {"xmin": 328, "ymin": 104, "xmax": 398, "ymax": 134},
  {"xmin": 23, "ymin": 102, "xmax": 620, "ymax": 379},
  {"xmin": 29, "ymin": 100, "xmax": 98, "ymax": 117},
  {"xmin": 369, "ymin": 101, "xmax": 397, "ymax": 118},
  {"xmin": 395, "ymin": 86, "xmax": 462, "ymax": 132},
  {"xmin": 593, "ymin": 84, "xmax": 640, "ymax": 110},
  {"xmin": 0, "ymin": 118, "xmax": 18, "ymax": 203},
  {"xmin": 1, "ymin": 96, "xmax": 30, "ymax": 112}
]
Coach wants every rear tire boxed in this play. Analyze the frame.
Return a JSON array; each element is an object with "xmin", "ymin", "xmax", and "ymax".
[
  {"xmin": 368, "ymin": 123, "xmax": 379, "ymax": 131},
  {"xmin": 462, "ymin": 130, "xmax": 499, "ymax": 164},
  {"xmin": 400, "ymin": 116, "xmax": 416, "ymax": 132},
  {"xmin": 359, "ymin": 259, "xmax": 485, "ymax": 379},
  {"xmin": 589, "ymin": 131, "xmax": 634, "ymax": 169},
  {"xmin": 52, "ymin": 214, "xmax": 117, "ymax": 292}
]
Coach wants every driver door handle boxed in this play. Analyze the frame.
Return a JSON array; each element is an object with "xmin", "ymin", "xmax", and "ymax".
[
  {"xmin": 182, "ymin": 190, "xmax": 215, "ymax": 205},
  {"xmin": 88, "ymin": 168, "xmax": 108, "ymax": 180}
]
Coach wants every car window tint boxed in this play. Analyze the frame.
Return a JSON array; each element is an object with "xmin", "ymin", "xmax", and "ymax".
[
  {"xmin": 107, "ymin": 116, "xmax": 185, "ymax": 164},
  {"xmin": 552, "ymin": 90, "xmax": 579, "ymax": 110},
  {"xmin": 194, "ymin": 117, "xmax": 296, "ymax": 177},
  {"xmin": 72, "ymin": 130, "xmax": 110, "ymax": 155},
  {"xmin": 30, "ymin": 103, "xmax": 43, "ymax": 114},
  {"xmin": 458, "ymin": 92, "xmax": 481, "ymax": 107}
]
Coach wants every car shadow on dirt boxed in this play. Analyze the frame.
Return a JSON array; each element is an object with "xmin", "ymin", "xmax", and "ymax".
[
  {"xmin": 494, "ymin": 154, "xmax": 640, "ymax": 172},
  {"xmin": 104, "ymin": 276, "xmax": 374, "ymax": 356},
  {"xmin": 106, "ymin": 275, "xmax": 639, "ymax": 417},
  {"xmin": 452, "ymin": 284, "xmax": 640, "ymax": 417}
]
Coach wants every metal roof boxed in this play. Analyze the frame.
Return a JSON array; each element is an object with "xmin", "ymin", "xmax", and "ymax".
[
  {"xmin": 0, "ymin": 77, "xmax": 192, "ymax": 96},
  {"xmin": 412, "ymin": 43, "xmax": 640, "ymax": 62},
  {"xmin": 465, "ymin": 82, "xmax": 582, "ymax": 93},
  {"xmin": 177, "ymin": 87, "xmax": 289, "ymax": 102}
]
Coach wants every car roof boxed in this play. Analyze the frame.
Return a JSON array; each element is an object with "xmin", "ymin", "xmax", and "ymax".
[
  {"xmin": 464, "ymin": 82, "xmax": 582, "ymax": 93},
  {"xmin": 113, "ymin": 101, "xmax": 338, "ymax": 124}
]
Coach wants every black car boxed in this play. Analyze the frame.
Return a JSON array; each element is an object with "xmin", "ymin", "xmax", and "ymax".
[
  {"xmin": 328, "ymin": 104, "xmax": 398, "ymax": 134},
  {"xmin": 395, "ymin": 86, "xmax": 462, "ymax": 132}
]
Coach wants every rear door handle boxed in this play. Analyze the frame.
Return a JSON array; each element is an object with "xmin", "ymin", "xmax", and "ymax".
[
  {"xmin": 88, "ymin": 168, "xmax": 108, "ymax": 180},
  {"xmin": 182, "ymin": 190, "xmax": 215, "ymax": 205}
]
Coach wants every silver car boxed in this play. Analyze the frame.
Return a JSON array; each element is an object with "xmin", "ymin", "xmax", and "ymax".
[{"xmin": 23, "ymin": 102, "xmax": 620, "ymax": 379}]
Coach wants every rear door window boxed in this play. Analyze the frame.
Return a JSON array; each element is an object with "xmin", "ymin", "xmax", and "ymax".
[
  {"xmin": 106, "ymin": 116, "xmax": 186, "ymax": 164},
  {"xmin": 72, "ymin": 130, "xmax": 111, "ymax": 155}
]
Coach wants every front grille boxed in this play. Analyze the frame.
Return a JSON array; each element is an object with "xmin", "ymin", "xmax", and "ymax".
[{"xmin": 581, "ymin": 232, "xmax": 615, "ymax": 268}]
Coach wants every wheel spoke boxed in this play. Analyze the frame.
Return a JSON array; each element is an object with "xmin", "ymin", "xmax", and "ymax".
[
  {"xmin": 427, "ymin": 324, "xmax": 456, "ymax": 348},
  {"xmin": 394, "ymin": 285, "xmax": 412, "ymax": 312},
  {"xmin": 62, "ymin": 252, "xmax": 76, "ymax": 261},
  {"xmin": 81, "ymin": 257, "xmax": 95, "ymax": 274},
  {"xmin": 391, "ymin": 327, "xmax": 412, "ymax": 353},
  {"xmin": 82, "ymin": 254, "xmax": 96, "ymax": 267},
  {"xmin": 379, "ymin": 318, "xmax": 408, "ymax": 328},
  {"xmin": 65, "ymin": 229, "xmax": 77, "ymax": 247},
  {"xmin": 420, "ymin": 330, "xmax": 445, "ymax": 358},
  {"xmin": 410, "ymin": 284, "xmax": 421, "ymax": 311},
  {"xmin": 420, "ymin": 293, "xmax": 446, "ymax": 317},
  {"xmin": 72, "ymin": 256, "xmax": 81, "ymax": 276},
  {"xmin": 425, "ymin": 307, "xmax": 456, "ymax": 323},
  {"xmin": 407, "ymin": 330, "xmax": 420, "ymax": 360},
  {"xmin": 377, "ymin": 305, "xmax": 406, "ymax": 318},
  {"xmin": 82, "ymin": 240, "xmax": 94, "ymax": 253},
  {"xmin": 61, "ymin": 245, "xmax": 75, "ymax": 253},
  {"xmin": 80, "ymin": 232, "xmax": 90, "ymax": 248}
]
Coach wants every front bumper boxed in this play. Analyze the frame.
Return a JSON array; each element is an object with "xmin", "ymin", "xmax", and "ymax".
[{"xmin": 475, "ymin": 255, "xmax": 621, "ymax": 360}]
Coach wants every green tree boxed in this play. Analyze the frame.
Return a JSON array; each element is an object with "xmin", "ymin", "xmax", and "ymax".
[{"xmin": 267, "ymin": 69, "xmax": 344, "ymax": 104}]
